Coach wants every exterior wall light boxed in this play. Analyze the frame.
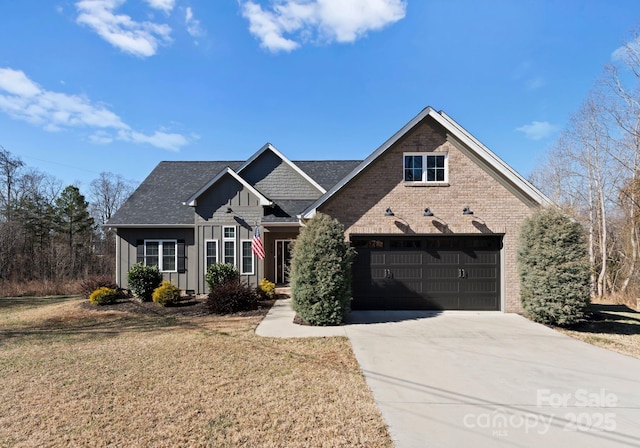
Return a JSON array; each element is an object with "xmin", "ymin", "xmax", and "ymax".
[
  {"xmin": 423, "ymin": 207, "xmax": 434, "ymax": 216},
  {"xmin": 385, "ymin": 207, "xmax": 395, "ymax": 217},
  {"xmin": 226, "ymin": 207, "xmax": 233, "ymax": 213},
  {"xmin": 463, "ymin": 207, "xmax": 474, "ymax": 215}
]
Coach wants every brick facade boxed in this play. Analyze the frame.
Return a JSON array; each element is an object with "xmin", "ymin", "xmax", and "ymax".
[{"xmin": 319, "ymin": 116, "xmax": 538, "ymax": 313}]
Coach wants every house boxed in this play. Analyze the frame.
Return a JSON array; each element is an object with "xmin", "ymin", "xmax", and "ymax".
[{"xmin": 108, "ymin": 107, "xmax": 551, "ymax": 313}]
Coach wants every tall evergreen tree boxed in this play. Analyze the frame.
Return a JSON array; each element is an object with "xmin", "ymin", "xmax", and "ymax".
[{"xmin": 55, "ymin": 185, "xmax": 95, "ymax": 276}]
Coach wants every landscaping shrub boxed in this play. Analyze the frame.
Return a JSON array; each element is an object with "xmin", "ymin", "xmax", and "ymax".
[
  {"xmin": 205, "ymin": 263, "xmax": 238, "ymax": 292},
  {"xmin": 257, "ymin": 278, "xmax": 276, "ymax": 300},
  {"xmin": 89, "ymin": 287, "xmax": 119, "ymax": 306},
  {"xmin": 290, "ymin": 213, "xmax": 355, "ymax": 326},
  {"xmin": 127, "ymin": 263, "xmax": 162, "ymax": 302},
  {"xmin": 518, "ymin": 207, "xmax": 591, "ymax": 326},
  {"xmin": 152, "ymin": 281, "xmax": 182, "ymax": 307},
  {"xmin": 206, "ymin": 280, "xmax": 259, "ymax": 314},
  {"xmin": 80, "ymin": 275, "xmax": 118, "ymax": 299}
]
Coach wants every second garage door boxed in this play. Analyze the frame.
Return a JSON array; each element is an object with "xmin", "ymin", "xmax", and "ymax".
[{"xmin": 351, "ymin": 235, "xmax": 502, "ymax": 311}]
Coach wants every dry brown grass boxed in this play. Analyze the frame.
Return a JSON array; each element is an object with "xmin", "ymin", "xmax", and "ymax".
[
  {"xmin": 0, "ymin": 297, "xmax": 391, "ymax": 448},
  {"xmin": 0, "ymin": 279, "xmax": 83, "ymax": 298},
  {"xmin": 558, "ymin": 304, "xmax": 640, "ymax": 359}
]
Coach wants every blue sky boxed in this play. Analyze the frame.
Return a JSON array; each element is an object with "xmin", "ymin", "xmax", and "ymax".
[{"xmin": 1, "ymin": 0, "xmax": 639, "ymax": 190}]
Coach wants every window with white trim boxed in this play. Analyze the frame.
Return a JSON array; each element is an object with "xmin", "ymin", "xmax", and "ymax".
[
  {"xmin": 222, "ymin": 226, "xmax": 236, "ymax": 266},
  {"xmin": 241, "ymin": 240, "xmax": 254, "ymax": 275},
  {"xmin": 404, "ymin": 153, "xmax": 447, "ymax": 183},
  {"xmin": 205, "ymin": 240, "xmax": 218, "ymax": 269},
  {"xmin": 144, "ymin": 240, "xmax": 177, "ymax": 272}
]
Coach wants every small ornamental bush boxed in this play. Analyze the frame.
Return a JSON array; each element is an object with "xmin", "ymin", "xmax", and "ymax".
[
  {"xmin": 518, "ymin": 207, "xmax": 591, "ymax": 326},
  {"xmin": 80, "ymin": 276, "xmax": 118, "ymax": 299},
  {"xmin": 290, "ymin": 213, "xmax": 355, "ymax": 326},
  {"xmin": 152, "ymin": 281, "xmax": 182, "ymax": 307},
  {"xmin": 205, "ymin": 263, "xmax": 239, "ymax": 292},
  {"xmin": 206, "ymin": 281, "xmax": 259, "ymax": 314},
  {"xmin": 127, "ymin": 263, "xmax": 162, "ymax": 302},
  {"xmin": 89, "ymin": 287, "xmax": 119, "ymax": 306},
  {"xmin": 257, "ymin": 278, "xmax": 276, "ymax": 300}
]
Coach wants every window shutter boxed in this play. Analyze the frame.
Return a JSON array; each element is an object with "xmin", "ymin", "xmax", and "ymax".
[
  {"xmin": 177, "ymin": 240, "xmax": 186, "ymax": 273},
  {"xmin": 136, "ymin": 240, "xmax": 144, "ymax": 264}
]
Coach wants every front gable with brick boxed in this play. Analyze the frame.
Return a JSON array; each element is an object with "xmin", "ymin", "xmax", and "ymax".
[{"xmin": 303, "ymin": 107, "xmax": 551, "ymax": 312}]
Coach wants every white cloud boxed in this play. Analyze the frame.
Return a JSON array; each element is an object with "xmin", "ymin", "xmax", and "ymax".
[
  {"xmin": 185, "ymin": 7, "xmax": 204, "ymax": 38},
  {"xmin": 612, "ymin": 36, "xmax": 640, "ymax": 62},
  {"xmin": 516, "ymin": 121, "xmax": 559, "ymax": 140},
  {"xmin": 241, "ymin": 0, "xmax": 407, "ymax": 53},
  {"xmin": 0, "ymin": 67, "xmax": 188, "ymax": 151},
  {"xmin": 75, "ymin": 0, "xmax": 172, "ymax": 57},
  {"xmin": 144, "ymin": 0, "xmax": 175, "ymax": 13}
]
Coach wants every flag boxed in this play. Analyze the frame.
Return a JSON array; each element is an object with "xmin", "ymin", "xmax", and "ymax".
[{"xmin": 252, "ymin": 226, "xmax": 265, "ymax": 260}]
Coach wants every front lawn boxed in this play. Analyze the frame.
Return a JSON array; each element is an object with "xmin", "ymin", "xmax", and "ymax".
[
  {"xmin": 558, "ymin": 304, "xmax": 640, "ymax": 359},
  {"xmin": 0, "ymin": 296, "xmax": 391, "ymax": 447}
]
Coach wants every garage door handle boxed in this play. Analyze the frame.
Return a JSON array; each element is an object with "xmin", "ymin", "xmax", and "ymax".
[{"xmin": 458, "ymin": 268, "xmax": 466, "ymax": 279}]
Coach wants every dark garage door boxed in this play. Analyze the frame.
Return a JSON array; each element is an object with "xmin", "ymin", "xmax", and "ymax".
[{"xmin": 351, "ymin": 235, "xmax": 502, "ymax": 310}]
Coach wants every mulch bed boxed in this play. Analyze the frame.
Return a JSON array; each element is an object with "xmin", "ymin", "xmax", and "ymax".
[{"xmin": 80, "ymin": 296, "xmax": 276, "ymax": 318}]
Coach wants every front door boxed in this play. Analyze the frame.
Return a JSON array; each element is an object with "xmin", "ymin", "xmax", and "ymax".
[{"xmin": 275, "ymin": 240, "xmax": 293, "ymax": 284}]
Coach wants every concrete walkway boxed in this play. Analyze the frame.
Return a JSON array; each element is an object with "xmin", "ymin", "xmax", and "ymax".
[{"xmin": 256, "ymin": 298, "xmax": 640, "ymax": 448}]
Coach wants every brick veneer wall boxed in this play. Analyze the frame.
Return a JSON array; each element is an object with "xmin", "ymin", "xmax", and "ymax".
[{"xmin": 319, "ymin": 117, "xmax": 539, "ymax": 313}]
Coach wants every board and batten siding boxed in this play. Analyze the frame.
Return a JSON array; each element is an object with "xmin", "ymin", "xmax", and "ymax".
[
  {"xmin": 194, "ymin": 173, "xmax": 265, "ymax": 292},
  {"xmin": 116, "ymin": 228, "xmax": 195, "ymax": 292}
]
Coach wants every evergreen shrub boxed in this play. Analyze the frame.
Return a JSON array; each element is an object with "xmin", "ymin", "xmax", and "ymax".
[
  {"xmin": 89, "ymin": 287, "xmax": 119, "ymax": 306},
  {"xmin": 518, "ymin": 207, "xmax": 591, "ymax": 326},
  {"xmin": 290, "ymin": 213, "xmax": 355, "ymax": 326},
  {"xmin": 127, "ymin": 263, "xmax": 162, "ymax": 302},
  {"xmin": 152, "ymin": 281, "xmax": 182, "ymax": 306}
]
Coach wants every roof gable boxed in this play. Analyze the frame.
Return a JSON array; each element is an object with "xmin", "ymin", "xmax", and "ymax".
[
  {"xmin": 238, "ymin": 143, "xmax": 326, "ymax": 194},
  {"xmin": 301, "ymin": 107, "xmax": 551, "ymax": 219},
  {"xmin": 184, "ymin": 167, "xmax": 272, "ymax": 207}
]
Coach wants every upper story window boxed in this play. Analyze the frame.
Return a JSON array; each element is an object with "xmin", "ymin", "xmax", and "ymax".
[{"xmin": 404, "ymin": 153, "xmax": 447, "ymax": 183}]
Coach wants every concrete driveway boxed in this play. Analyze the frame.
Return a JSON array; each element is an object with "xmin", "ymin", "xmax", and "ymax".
[{"xmin": 344, "ymin": 311, "xmax": 640, "ymax": 448}]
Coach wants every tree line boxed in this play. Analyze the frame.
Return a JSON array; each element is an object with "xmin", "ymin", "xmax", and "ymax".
[
  {"xmin": 0, "ymin": 147, "xmax": 136, "ymax": 292},
  {"xmin": 531, "ymin": 28, "xmax": 640, "ymax": 301}
]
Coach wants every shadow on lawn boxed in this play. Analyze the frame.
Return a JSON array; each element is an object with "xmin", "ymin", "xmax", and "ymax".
[
  {"xmin": 567, "ymin": 304, "xmax": 640, "ymax": 335},
  {"xmin": 0, "ymin": 295, "xmax": 79, "ymax": 310}
]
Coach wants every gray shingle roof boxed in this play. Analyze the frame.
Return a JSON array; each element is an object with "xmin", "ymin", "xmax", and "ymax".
[
  {"xmin": 108, "ymin": 159, "xmax": 362, "ymax": 226},
  {"xmin": 294, "ymin": 160, "xmax": 361, "ymax": 191},
  {"xmin": 108, "ymin": 161, "xmax": 242, "ymax": 226}
]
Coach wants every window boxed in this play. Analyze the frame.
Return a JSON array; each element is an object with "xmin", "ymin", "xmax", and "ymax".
[
  {"xmin": 222, "ymin": 226, "xmax": 236, "ymax": 266},
  {"xmin": 404, "ymin": 153, "xmax": 447, "ymax": 183},
  {"xmin": 241, "ymin": 241, "xmax": 254, "ymax": 274},
  {"xmin": 205, "ymin": 240, "xmax": 218, "ymax": 268},
  {"xmin": 144, "ymin": 240, "xmax": 177, "ymax": 272}
]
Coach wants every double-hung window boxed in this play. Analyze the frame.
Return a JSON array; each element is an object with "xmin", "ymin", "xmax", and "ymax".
[
  {"xmin": 144, "ymin": 240, "xmax": 177, "ymax": 272},
  {"xmin": 241, "ymin": 241, "xmax": 254, "ymax": 275},
  {"xmin": 205, "ymin": 240, "xmax": 218, "ymax": 269},
  {"xmin": 404, "ymin": 153, "xmax": 447, "ymax": 183},
  {"xmin": 223, "ymin": 226, "xmax": 236, "ymax": 266}
]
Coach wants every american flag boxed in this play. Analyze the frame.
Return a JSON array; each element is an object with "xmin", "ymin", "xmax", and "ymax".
[{"xmin": 251, "ymin": 226, "xmax": 265, "ymax": 260}]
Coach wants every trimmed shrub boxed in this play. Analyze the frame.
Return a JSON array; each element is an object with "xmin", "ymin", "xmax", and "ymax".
[
  {"xmin": 290, "ymin": 213, "xmax": 355, "ymax": 326},
  {"xmin": 152, "ymin": 281, "xmax": 182, "ymax": 307},
  {"xmin": 518, "ymin": 207, "xmax": 591, "ymax": 326},
  {"xmin": 89, "ymin": 287, "xmax": 119, "ymax": 306},
  {"xmin": 206, "ymin": 280, "xmax": 259, "ymax": 314},
  {"xmin": 80, "ymin": 276, "xmax": 118, "ymax": 299},
  {"xmin": 257, "ymin": 278, "xmax": 276, "ymax": 300},
  {"xmin": 205, "ymin": 263, "xmax": 238, "ymax": 292},
  {"xmin": 127, "ymin": 263, "xmax": 162, "ymax": 302}
]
